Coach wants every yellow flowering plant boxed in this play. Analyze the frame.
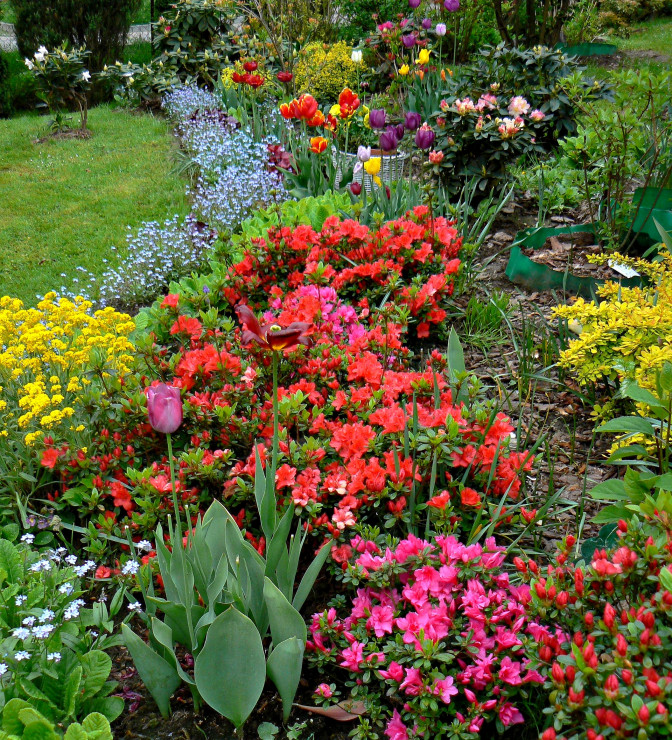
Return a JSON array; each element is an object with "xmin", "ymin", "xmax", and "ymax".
[
  {"xmin": 0, "ymin": 293, "xmax": 135, "ymax": 514},
  {"xmin": 294, "ymin": 41, "xmax": 358, "ymax": 102}
]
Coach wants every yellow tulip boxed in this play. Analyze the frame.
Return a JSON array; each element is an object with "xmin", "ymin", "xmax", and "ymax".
[
  {"xmin": 417, "ymin": 49, "xmax": 430, "ymax": 65},
  {"xmin": 399, "ymin": 64, "xmax": 410, "ymax": 76},
  {"xmin": 364, "ymin": 157, "xmax": 382, "ymax": 187}
]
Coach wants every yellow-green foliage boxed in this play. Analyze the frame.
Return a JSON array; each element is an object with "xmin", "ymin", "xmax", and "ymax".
[
  {"xmin": 294, "ymin": 41, "xmax": 357, "ymax": 102},
  {"xmin": 554, "ymin": 251, "xmax": 672, "ymax": 392}
]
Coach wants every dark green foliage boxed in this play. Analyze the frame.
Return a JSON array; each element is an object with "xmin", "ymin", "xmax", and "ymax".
[
  {"xmin": 12, "ymin": 0, "xmax": 142, "ymax": 70},
  {"xmin": 335, "ymin": 0, "xmax": 408, "ymax": 42}
]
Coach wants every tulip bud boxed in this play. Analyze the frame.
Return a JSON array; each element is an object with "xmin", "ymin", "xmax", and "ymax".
[
  {"xmin": 350, "ymin": 182, "xmax": 362, "ymax": 196},
  {"xmin": 145, "ymin": 384, "xmax": 182, "ymax": 434}
]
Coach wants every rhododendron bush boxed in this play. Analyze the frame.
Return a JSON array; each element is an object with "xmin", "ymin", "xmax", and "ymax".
[
  {"xmin": 31, "ymin": 211, "xmax": 537, "ymax": 561},
  {"xmin": 307, "ymin": 533, "xmax": 545, "ymax": 738},
  {"xmin": 521, "ymin": 515, "xmax": 672, "ymax": 740}
]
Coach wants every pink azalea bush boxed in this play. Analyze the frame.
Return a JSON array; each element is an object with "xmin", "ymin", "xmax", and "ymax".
[{"xmin": 307, "ymin": 533, "xmax": 545, "ymax": 738}]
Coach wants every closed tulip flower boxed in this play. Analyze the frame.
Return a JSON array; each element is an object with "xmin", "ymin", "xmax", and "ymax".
[
  {"xmin": 436, "ymin": 23, "xmax": 447, "ymax": 36},
  {"xmin": 369, "ymin": 108, "xmax": 387, "ymax": 129},
  {"xmin": 146, "ymin": 384, "xmax": 183, "ymax": 434},
  {"xmin": 379, "ymin": 128, "xmax": 399, "ymax": 152},
  {"xmin": 402, "ymin": 34, "xmax": 416, "ymax": 48},
  {"xmin": 415, "ymin": 123, "xmax": 435, "ymax": 149},
  {"xmin": 404, "ymin": 111, "xmax": 422, "ymax": 130}
]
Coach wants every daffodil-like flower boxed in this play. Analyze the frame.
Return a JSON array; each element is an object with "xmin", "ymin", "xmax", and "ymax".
[
  {"xmin": 364, "ymin": 157, "xmax": 382, "ymax": 187},
  {"xmin": 235, "ymin": 305, "xmax": 311, "ymax": 351}
]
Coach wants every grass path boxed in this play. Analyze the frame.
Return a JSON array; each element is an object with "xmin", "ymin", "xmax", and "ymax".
[{"xmin": 0, "ymin": 105, "xmax": 187, "ymax": 305}]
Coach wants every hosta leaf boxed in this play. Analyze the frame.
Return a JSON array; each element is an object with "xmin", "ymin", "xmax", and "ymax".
[{"xmin": 78, "ymin": 651, "xmax": 111, "ymax": 702}]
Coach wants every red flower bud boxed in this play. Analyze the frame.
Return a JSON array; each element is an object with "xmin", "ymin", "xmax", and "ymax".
[
  {"xmin": 622, "ymin": 669, "xmax": 633, "ymax": 685},
  {"xmin": 541, "ymin": 730, "xmax": 556, "ymax": 740},
  {"xmin": 551, "ymin": 662, "xmax": 565, "ymax": 685},
  {"xmin": 638, "ymin": 705, "xmax": 650, "ymax": 725},
  {"xmin": 604, "ymin": 603, "xmax": 616, "ymax": 630},
  {"xmin": 616, "ymin": 634, "xmax": 628, "ymax": 657}
]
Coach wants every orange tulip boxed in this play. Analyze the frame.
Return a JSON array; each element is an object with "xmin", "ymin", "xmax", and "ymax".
[
  {"xmin": 310, "ymin": 136, "xmax": 328, "ymax": 154},
  {"xmin": 338, "ymin": 87, "xmax": 360, "ymax": 118},
  {"xmin": 280, "ymin": 100, "xmax": 298, "ymax": 119},
  {"xmin": 295, "ymin": 94, "xmax": 318, "ymax": 121},
  {"xmin": 324, "ymin": 113, "xmax": 339, "ymax": 132},
  {"xmin": 236, "ymin": 305, "xmax": 311, "ymax": 352},
  {"xmin": 307, "ymin": 110, "xmax": 326, "ymax": 127}
]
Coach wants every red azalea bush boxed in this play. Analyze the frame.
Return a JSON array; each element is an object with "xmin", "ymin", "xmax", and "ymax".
[
  {"xmin": 34, "ymin": 213, "xmax": 534, "ymax": 560},
  {"xmin": 221, "ymin": 205, "xmax": 462, "ymax": 340},
  {"xmin": 307, "ymin": 532, "xmax": 546, "ymax": 738},
  {"xmin": 520, "ymin": 517, "xmax": 672, "ymax": 740}
]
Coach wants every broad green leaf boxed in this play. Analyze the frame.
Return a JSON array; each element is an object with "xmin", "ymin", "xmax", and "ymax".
[
  {"xmin": 81, "ymin": 712, "xmax": 112, "ymax": 739},
  {"xmin": 598, "ymin": 417, "xmax": 656, "ymax": 436},
  {"xmin": 63, "ymin": 725, "xmax": 87, "ymax": 740},
  {"xmin": 660, "ymin": 567, "xmax": 672, "ymax": 593},
  {"xmin": 20, "ymin": 723, "xmax": 59, "ymax": 740},
  {"xmin": 3, "ymin": 699, "xmax": 32, "ymax": 735},
  {"xmin": 194, "ymin": 607, "xmax": 265, "ymax": 729},
  {"xmin": 266, "ymin": 637, "xmax": 304, "ymax": 721},
  {"xmin": 63, "ymin": 665, "xmax": 83, "ymax": 718},
  {"xmin": 85, "ymin": 697, "xmax": 123, "ymax": 724},
  {"xmin": 590, "ymin": 479, "xmax": 627, "ymax": 501},
  {"xmin": 121, "ymin": 624, "xmax": 180, "ymax": 718},
  {"xmin": 292, "ymin": 540, "xmax": 331, "ymax": 612},
  {"xmin": 0, "ymin": 541, "xmax": 22, "ymax": 585},
  {"xmin": 263, "ymin": 578, "xmax": 306, "ymax": 645},
  {"xmin": 78, "ymin": 652, "xmax": 111, "ymax": 702}
]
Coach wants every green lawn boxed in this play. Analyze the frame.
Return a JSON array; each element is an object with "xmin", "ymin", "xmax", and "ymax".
[
  {"xmin": 613, "ymin": 17, "xmax": 672, "ymax": 56},
  {"xmin": 0, "ymin": 105, "xmax": 187, "ymax": 305}
]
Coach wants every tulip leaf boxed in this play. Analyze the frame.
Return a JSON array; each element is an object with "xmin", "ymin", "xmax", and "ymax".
[
  {"xmin": 266, "ymin": 637, "xmax": 304, "ymax": 722},
  {"xmin": 292, "ymin": 540, "xmax": 332, "ymax": 612},
  {"xmin": 121, "ymin": 624, "xmax": 180, "ymax": 718},
  {"xmin": 194, "ymin": 607, "xmax": 266, "ymax": 729},
  {"xmin": 263, "ymin": 578, "xmax": 306, "ymax": 645}
]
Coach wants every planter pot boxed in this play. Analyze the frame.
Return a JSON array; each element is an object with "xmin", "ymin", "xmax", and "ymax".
[
  {"xmin": 333, "ymin": 148, "xmax": 409, "ymax": 193},
  {"xmin": 505, "ymin": 224, "xmax": 641, "ymax": 298},
  {"xmin": 558, "ymin": 42, "xmax": 618, "ymax": 56}
]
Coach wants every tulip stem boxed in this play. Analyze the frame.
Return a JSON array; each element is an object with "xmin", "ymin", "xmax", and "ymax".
[
  {"xmin": 166, "ymin": 432, "xmax": 181, "ymax": 536},
  {"xmin": 272, "ymin": 351, "xmax": 279, "ymax": 470}
]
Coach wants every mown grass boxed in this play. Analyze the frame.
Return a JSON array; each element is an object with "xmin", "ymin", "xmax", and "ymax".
[
  {"xmin": 0, "ymin": 105, "xmax": 187, "ymax": 305},
  {"xmin": 613, "ymin": 16, "xmax": 672, "ymax": 56}
]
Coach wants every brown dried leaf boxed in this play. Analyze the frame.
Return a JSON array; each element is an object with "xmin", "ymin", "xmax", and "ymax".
[{"xmin": 294, "ymin": 700, "xmax": 367, "ymax": 721}]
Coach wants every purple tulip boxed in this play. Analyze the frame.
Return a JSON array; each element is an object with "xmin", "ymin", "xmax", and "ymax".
[
  {"xmin": 402, "ymin": 34, "xmax": 416, "ymax": 48},
  {"xmin": 436, "ymin": 23, "xmax": 447, "ymax": 36},
  {"xmin": 369, "ymin": 108, "xmax": 387, "ymax": 129},
  {"xmin": 414, "ymin": 123, "xmax": 436, "ymax": 150},
  {"xmin": 394, "ymin": 123, "xmax": 406, "ymax": 140},
  {"xmin": 404, "ymin": 111, "xmax": 422, "ymax": 131},
  {"xmin": 408, "ymin": 0, "xmax": 421, "ymax": 7},
  {"xmin": 379, "ymin": 128, "xmax": 399, "ymax": 151},
  {"xmin": 444, "ymin": 0, "xmax": 459, "ymax": 10},
  {"xmin": 422, "ymin": 17, "xmax": 432, "ymax": 29},
  {"xmin": 146, "ymin": 383, "xmax": 183, "ymax": 434}
]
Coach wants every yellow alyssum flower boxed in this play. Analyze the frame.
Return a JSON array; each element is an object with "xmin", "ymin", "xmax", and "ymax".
[{"xmin": 364, "ymin": 157, "xmax": 382, "ymax": 187}]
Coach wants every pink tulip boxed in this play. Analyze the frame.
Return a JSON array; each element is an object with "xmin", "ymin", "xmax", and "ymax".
[{"xmin": 145, "ymin": 383, "xmax": 182, "ymax": 434}]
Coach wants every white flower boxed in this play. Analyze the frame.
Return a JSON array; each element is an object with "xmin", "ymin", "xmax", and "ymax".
[
  {"xmin": 128, "ymin": 602, "xmax": 142, "ymax": 612},
  {"xmin": 12, "ymin": 628, "xmax": 30, "ymax": 640},
  {"xmin": 14, "ymin": 651, "xmax": 30, "ymax": 662},
  {"xmin": 22, "ymin": 617, "xmax": 36, "ymax": 627},
  {"xmin": 136, "ymin": 540, "xmax": 152, "ymax": 552},
  {"xmin": 40, "ymin": 609, "xmax": 55, "ymax": 623},
  {"xmin": 30, "ymin": 560, "xmax": 51, "ymax": 573},
  {"xmin": 59, "ymin": 583, "xmax": 74, "ymax": 595},
  {"xmin": 65, "ymin": 555, "xmax": 78, "ymax": 565},
  {"xmin": 351, "ymin": 50, "xmax": 363, "ymax": 64},
  {"xmin": 0, "ymin": 663, "xmax": 9, "ymax": 675},
  {"xmin": 15, "ymin": 595, "xmax": 27, "ymax": 606},
  {"xmin": 122, "ymin": 561, "xmax": 139, "ymax": 576},
  {"xmin": 34, "ymin": 51, "xmax": 46, "ymax": 63},
  {"xmin": 357, "ymin": 146, "xmax": 371, "ymax": 163},
  {"xmin": 89, "ymin": 631, "xmax": 98, "ymax": 639},
  {"xmin": 47, "ymin": 652, "xmax": 61, "ymax": 663},
  {"xmin": 64, "ymin": 605, "xmax": 80, "ymax": 620},
  {"xmin": 81, "ymin": 70, "xmax": 91, "ymax": 82},
  {"xmin": 32, "ymin": 625, "xmax": 55, "ymax": 639},
  {"xmin": 24, "ymin": 58, "xmax": 35, "ymax": 70},
  {"xmin": 20, "ymin": 534, "xmax": 35, "ymax": 544}
]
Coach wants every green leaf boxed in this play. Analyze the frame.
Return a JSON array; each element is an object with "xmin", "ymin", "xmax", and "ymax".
[
  {"xmin": 194, "ymin": 608, "xmax": 265, "ymax": 729},
  {"xmin": 63, "ymin": 665, "xmax": 83, "ymax": 718},
  {"xmin": 263, "ymin": 578, "xmax": 306, "ymax": 645},
  {"xmin": 20, "ymin": 723, "xmax": 59, "ymax": 740},
  {"xmin": 660, "ymin": 567, "xmax": 672, "ymax": 593},
  {"xmin": 266, "ymin": 637, "xmax": 304, "ymax": 722},
  {"xmin": 78, "ymin": 652, "xmax": 111, "ymax": 702},
  {"xmin": 121, "ymin": 624, "xmax": 180, "ymax": 718},
  {"xmin": 292, "ymin": 540, "xmax": 331, "ymax": 612},
  {"xmin": 581, "ymin": 524, "xmax": 618, "ymax": 560},
  {"xmin": 257, "ymin": 722, "xmax": 279, "ymax": 740},
  {"xmin": 85, "ymin": 697, "xmax": 123, "ymax": 724},
  {"xmin": 81, "ymin": 712, "xmax": 113, "ymax": 740},
  {"xmin": 590, "ymin": 479, "xmax": 628, "ymax": 501},
  {"xmin": 0, "ymin": 540, "xmax": 22, "ymax": 585},
  {"xmin": 3, "ymin": 699, "xmax": 32, "ymax": 735},
  {"xmin": 63, "ymin": 725, "xmax": 87, "ymax": 740},
  {"xmin": 598, "ymin": 417, "xmax": 656, "ymax": 436}
]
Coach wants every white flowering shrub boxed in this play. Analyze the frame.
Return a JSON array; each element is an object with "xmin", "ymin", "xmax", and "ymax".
[
  {"xmin": 25, "ymin": 45, "xmax": 92, "ymax": 131},
  {"xmin": 0, "ymin": 535, "xmax": 128, "ymax": 730}
]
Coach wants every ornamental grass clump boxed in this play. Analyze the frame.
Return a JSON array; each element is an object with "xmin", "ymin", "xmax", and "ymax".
[{"xmin": 307, "ymin": 533, "xmax": 544, "ymax": 738}]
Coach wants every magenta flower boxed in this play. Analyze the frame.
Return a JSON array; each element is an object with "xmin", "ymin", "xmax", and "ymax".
[
  {"xmin": 145, "ymin": 383, "xmax": 182, "ymax": 434},
  {"xmin": 404, "ymin": 111, "xmax": 422, "ymax": 131},
  {"xmin": 421, "ymin": 17, "xmax": 432, "ymax": 29},
  {"xmin": 379, "ymin": 128, "xmax": 399, "ymax": 152},
  {"xmin": 401, "ymin": 34, "xmax": 416, "ymax": 48},
  {"xmin": 444, "ymin": 0, "xmax": 459, "ymax": 9},
  {"xmin": 408, "ymin": 0, "xmax": 421, "ymax": 7}
]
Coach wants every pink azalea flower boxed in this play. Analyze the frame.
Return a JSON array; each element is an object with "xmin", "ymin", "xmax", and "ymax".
[
  {"xmin": 379, "ymin": 661, "xmax": 404, "ymax": 682},
  {"xmin": 339, "ymin": 641, "xmax": 364, "ymax": 672},
  {"xmin": 367, "ymin": 604, "xmax": 395, "ymax": 637},
  {"xmin": 433, "ymin": 676, "xmax": 459, "ymax": 704},
  {"xmin": 400, "ymin": 667, "xmax": 425, "ymax": 696},
  {"xmin": 499, "ymin": 702, "xmax": 524, "ymax": 726},
  {"xmin": 385, "ymin": 709, "xmax": 408, "ymax": 740},
  {"xmin": 498, "ymin": 656, "xmax": 522, "ymax": 686}
]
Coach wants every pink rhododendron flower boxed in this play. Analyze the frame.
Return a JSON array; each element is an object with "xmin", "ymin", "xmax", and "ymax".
[
  {"xmin": 508, "ymin": 96, "xmax": 530, "ymax": 115},
  {"xmin": 385, "ymin": 709, "xmax": 408, "ymax": 740}
]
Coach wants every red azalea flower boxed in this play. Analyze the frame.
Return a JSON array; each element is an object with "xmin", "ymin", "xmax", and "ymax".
[{"xmin": 235, "ymin": 304, "xmax": 311, "ymax": 351}]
